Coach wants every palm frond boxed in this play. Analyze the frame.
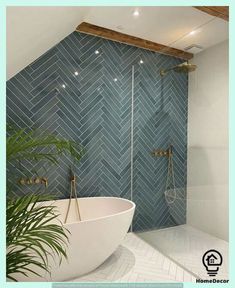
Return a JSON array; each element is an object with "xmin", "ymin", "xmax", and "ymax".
[
  {"xmin": 7, "ymin": 125, "xmax": 85, "ymax": 164},
  {"xmin": 6, "ymin": 125, "xmax": 84, "ymax": 281},
  {"xmin": 6, "ymin": 194, "xmax": 69, "ymax": 281}
]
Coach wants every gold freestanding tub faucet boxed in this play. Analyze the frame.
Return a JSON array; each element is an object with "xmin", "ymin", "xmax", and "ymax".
[{"xmin": 64, "ymin": 169, "xmax": 81, "ymax": 223}]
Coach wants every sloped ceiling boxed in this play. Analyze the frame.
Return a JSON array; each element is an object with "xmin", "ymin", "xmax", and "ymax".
[
  {"xmin": 7, "ymin": 6, "xmax": 228, "ymax": 80},
  {"xmin": 7, "ymin": 7, "xmax": 89, "ymax": 79}
]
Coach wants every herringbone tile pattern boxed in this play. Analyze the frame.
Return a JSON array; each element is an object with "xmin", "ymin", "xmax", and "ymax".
[
  {"xmin": 138, "ymin": 225, "xmax": 229, "ymax": 280},
  {"xmin": 7, "ymin": 32, "xmax": 188, "ymax": 231},
  {"xmin": 132, "ymin": 54, "xmax": 188, "ymax": 230},
  {"xmin": 71, "ymin": 233, "xmax": 195, "ymax": 282}
]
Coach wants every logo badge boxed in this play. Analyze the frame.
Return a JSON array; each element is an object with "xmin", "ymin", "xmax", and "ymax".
[{"xmin": 202, "ymin": 249, "xmax": 223, "ymax": 276}]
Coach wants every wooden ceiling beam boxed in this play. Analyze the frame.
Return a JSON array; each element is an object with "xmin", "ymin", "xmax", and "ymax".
[
  {"xmin": 194, "ymin": 6, "xmax": 229, "ymax": 21},
  {"xmin": 76, "ymin": 22, "xmax": 193, "ymax": 60}
]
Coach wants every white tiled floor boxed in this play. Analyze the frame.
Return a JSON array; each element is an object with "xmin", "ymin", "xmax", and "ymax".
[
  {"xmin": 71, "ymin": 233, "xmax": 196, "ymax": 282},
  {"xmin": 138, "ymin": 224, "xmax": 229, "ymax": 280}
]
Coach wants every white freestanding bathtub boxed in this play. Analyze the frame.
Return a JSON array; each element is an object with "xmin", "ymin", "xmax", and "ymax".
[{"xmin": 14, "ymin": 197, "xmax": 135, "ymax": 282}]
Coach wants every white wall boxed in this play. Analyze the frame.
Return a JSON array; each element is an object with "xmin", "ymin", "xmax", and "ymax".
[{"xmin": 187, "ymin": 40, "xmax": 229, "ymax": 241}]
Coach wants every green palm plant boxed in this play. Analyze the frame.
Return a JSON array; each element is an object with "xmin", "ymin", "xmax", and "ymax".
[
  {"xmin": 7, "ymin": 194, "xmax": 69, "ymax": 281},
  {"xmin": 7, "ymin": 125, "xmax": 84, "ymax": 164},
  {"xmin": 6, "ymin": 125, "xmax": 84, "ymax": 281}
]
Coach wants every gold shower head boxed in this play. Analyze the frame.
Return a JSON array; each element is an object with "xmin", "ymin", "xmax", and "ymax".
[{"xmin": 160, "ymin": 62, "xmax": 197, "ymax": 76}]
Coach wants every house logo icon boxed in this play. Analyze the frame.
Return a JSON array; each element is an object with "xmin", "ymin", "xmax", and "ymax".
[{"xmin": 202, "ymin": 249, "xmax": 223, "ymax": 276}]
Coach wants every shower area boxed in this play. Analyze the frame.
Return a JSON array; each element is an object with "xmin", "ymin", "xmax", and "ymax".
[
  {"xmin": 6, "ymin": 19, "xmax": 229, "ymax": 280},
  {"xmin": 131, "ymin": 61, "xmax": 191, "ymax": 232},
  {"xmin": 132, "ymin": 58, "xmax": 228, "ymax": 279}
]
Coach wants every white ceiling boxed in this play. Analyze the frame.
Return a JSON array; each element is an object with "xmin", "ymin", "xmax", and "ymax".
[{"xmin": 7, "ymin": 6, "xmax": 228, "ymax": 80}]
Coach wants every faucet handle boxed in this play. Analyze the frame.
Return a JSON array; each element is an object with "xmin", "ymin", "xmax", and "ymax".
[
  {"xmin": 41, "ymin": 177, "xmax": 48, "ymax": 187},
  {"xmin": 34, "ymin": 177, "xmax": 41, "ymax": 184}
]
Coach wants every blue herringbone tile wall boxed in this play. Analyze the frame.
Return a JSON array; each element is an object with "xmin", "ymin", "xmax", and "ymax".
[
  {"xmin": 132, "ymin": 55, "xmax": 188, "ymax": 230},
  {"xmin": 6, "ymin": 31, "xmax": 187, "ymax": 231}
]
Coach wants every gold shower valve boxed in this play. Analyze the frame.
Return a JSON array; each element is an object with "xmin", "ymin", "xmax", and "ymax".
[{"xmin": 151, "ymin": 146, "xmax": 173, "ymax": 157}]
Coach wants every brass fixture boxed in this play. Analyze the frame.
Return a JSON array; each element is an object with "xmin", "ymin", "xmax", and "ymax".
[
  {"xmin": 152, "ymin": 145, "xmax": 173, "ymax": 157},
  {"xmin": 19, "ymin": 178, "xmax": 26, "ymax": 185},
  {"xmin": 18, "ymin": 176, "xmax": 48, "ymax": 187},
  {"xmin": 165, "ymin": 146, "xmax": 176, "ymax": 204},
  {"xmin": 41, "ymin": 177, "xmax": 48, "ymax": 188},
  {"xmin": 34, "ymin": 177, "xmax": 41, "ymax": 184},
  {"xmin": 160, "ymin": 62, "xmax": 197, "ymax": 76},
  {"xmin": 64, "ymin": 169, "xmax": 81, "ymax": 223},
  {"xmin": 26, "ymin": 178, "xmax": 34, "ymax": 184}
]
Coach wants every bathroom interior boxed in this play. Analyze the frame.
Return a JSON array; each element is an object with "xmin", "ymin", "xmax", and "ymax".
[{"xmin": 6, "ymin": 6, "xmax": 229, "ymax": 283}]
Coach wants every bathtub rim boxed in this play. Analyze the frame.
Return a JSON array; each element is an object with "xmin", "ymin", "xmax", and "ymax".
[{"xmin": 41, "ymin": 196, "xmax": 136, "ymax": 225}]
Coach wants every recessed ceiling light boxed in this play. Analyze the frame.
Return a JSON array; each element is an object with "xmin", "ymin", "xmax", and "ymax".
[
  {"xmin": 95, "ymin": 50, "xmax": 99, "ymax": 54},
  {"xmin": 74, "ymin": 71, "xmax": 79, "ymax": 76},
  {"xmin": 189, "ymin": 30, "xmax": 196, "ymax": 36},
  {"xmin": 62, "ymin": 84, "xmax": 66, "ymax": 88},
  {"xmin": 140, "ymin": 59, "xmax": 144, "ymax": 64},
  {"xmin": 188, "ymin": 29, "xmax": 202, "ymax": 36},
  {"xmin": 133, "ymin": 10, "xmax": 140, "ymax": 17}
]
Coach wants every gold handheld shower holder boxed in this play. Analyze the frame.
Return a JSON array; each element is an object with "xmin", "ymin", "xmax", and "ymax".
[{"xmin": 151, "ymin": 145, "xmax": 173, "ymax": 157}]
